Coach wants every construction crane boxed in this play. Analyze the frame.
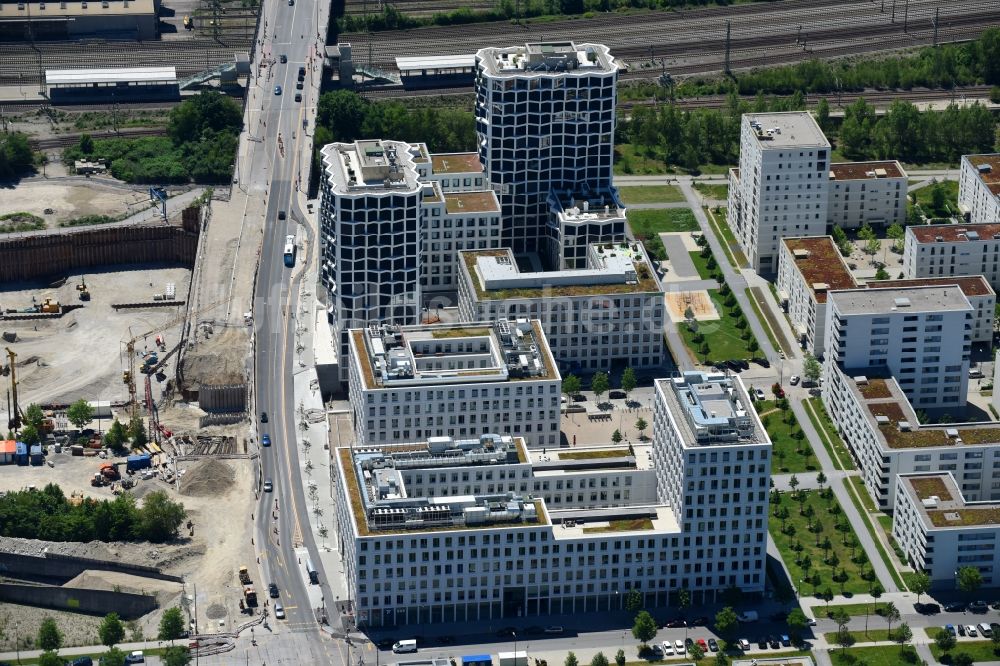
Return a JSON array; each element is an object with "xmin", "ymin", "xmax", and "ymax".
[
  {"xmin": 121, "ymin": 298, "xmax": 228, "ymax": 425},
  {"xmin": 3, "ymin": 347, "xmax": 25, "ymax": 431}
]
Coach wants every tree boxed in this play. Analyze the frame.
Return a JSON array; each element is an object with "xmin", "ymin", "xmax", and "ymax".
[
  {"xmin": 884, "ymin": 602, "xmax": 900, "ymax": 638},
  {"xmin": 953, "ymin": 653, "xmax": 975, "ymax": 666},
  {"xmin": 894, "ymin": 622, "xmax": 912, "ymax": 654},
  {"xmin": 957, "ymin": 566, "xmax": 983, "ymax": 596},
  {"xmin": 934, "ymin": 628, "xmax": 957, "ymax": 653},
  {"xmin": 909, "ymin": 571, "xmax": 930, "ymax": 603},
  {"xmin": 865, "ymin": 237, "xmax": 882, "ymax": 258},
  {"xmin": 167, "ymin": 91, "xmax": 242, "ymax": 145},
  {"xmin": 830, "ymin": 608, "xmax": 850, "ymax": 636},
  {"xmin": 870, "ymin": 581, "xmax": 884, "ymax": 611},
  {"xmin": 136, "ymin": 491, "xmax": 187, "ymax": 543},
  {"xmin": 874, "ymin": 266, "xmax": 890, "ymax": 281},
  {"xmin": 104, "ymin": 419, "xmax": 128, "ymax": 453},
  {"xmin": 789, "ymin": 474, "xmax": 800, "ymax": 495},
  {"xmin": 591, "ymin": 372, "xmax": 609, "ymax": 404},
  {"xmin": 566, "ymin": 653, "xmax": 578, "ymax": 666},
  {"xmin": 689, "ymin": 643, "xmax": 705, "ymax": 661},
  {"xmin": 0, "ymin": 132, "xmax": 34, "ymax": 178},
  {"xmin": 614, "ymin": 650, "xmax": 626, "ymax": 666},
  {"xmin": 590, "ymin": 653, "xmax": 609, "ymax": 666},
  {"xmin": 931, "ymin": 182, "xmax": 948, "ymax": 215},
  {"xmin": 38, "ymin": 652, "xmax": 65, "ymax": 666},
  {"xmin": 713, "ymin": 654, "xmax": 729, "ymax": 666},
  {"xmin": 714, "ymin": 607, "xmax": 739, "ymax": 641},
  {"xmin": 24, "ymin": 403, "xmax": 45, "ymax": 429},
  {"xmin": 886, "ymin": 223, "xmax": 906, "ymax": 253},
  {"xmin": 101, "ymin": 647, "xmax": 127, "ymax": 666},
  {"xmin": 832, "ymin": 226, "xmax": 852, "ymax": 256},
  {"xmin": 67, "ymin": 399, "xmax": 95, "ymax": 431},
  {"xmin": 37, "ymin": 617, "xmax": 63, "ymax": 652},
  {"xmin": 624, "ymin": 588, "xmax": 643, "ymax": 613},
  {"xmin": 635, "ymin": 418, "xmax": 648, "ymax": 440},
  {"xmin": 99, "ymin": 612, "xmax": 126, "ymax": 647},
  {"xmin": 621, "ymin": 367, "xmax": 637, "ymax": 401},
  {"xmin": 562, "ymin": 374, "xmax": 581, "ymax": 402},
  {"xmin": 163, "ymin": 646, "xmax": 192, "ymax": 666},
  {"xmin": 678, "ymin": 588, "xmax": 691, "ymax": 617},
  {"xmin": 631, "ymin": 610, "xmax": 658, "ymax": 646},
  {"xmin": 19, "ymin": 424, "xmax": 40, "ymax": 446},
  {"xmin": 816, "ymin": 471, "xmax": 827, "ymax": 491},
  {"xmin": 786, "ymin": 609, "xmax": 808, "ymax": 640},
  {"xmin": 611, "ymin": 429, "xmax": 623, "ymax": 445},
  {"xmin": 835, "ymin": 628, "xmax": 856, "ymax": 653},
  {"xmin": 128, "ymin": 416, "xmax": 147, "ymax": 447},
  {"xmin": 803, "ymin": 353, "xmax": 821, "ymax": 385},
  {"xmin": 816, "ymin": 98, "xmax": 831, "ymax": 130},
  {"xmin": 158, "ymin": 607, "xmax": 186, "ymax": 640}
]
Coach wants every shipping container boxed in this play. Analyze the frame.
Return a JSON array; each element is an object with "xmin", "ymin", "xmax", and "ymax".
[
  {"xmin": 29, "ymin": 445, "xmax": 44, "ymax": 465},
  {"xmin": 14, "ymin": 442, "xmax": 29, "ymax": 466},
  {"xmin": 0, "ymin": 440, "xmax": 15, "ymax": 464},
  {"xmin": 126, "ymin": 453, "xmax": 152, "ymax": 471}
]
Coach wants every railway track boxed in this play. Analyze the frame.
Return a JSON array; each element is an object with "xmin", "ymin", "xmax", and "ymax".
[
  {"xmin": 339, "ymin": 0, "xmax": 998, "ymax": 75},
  {"xmin": 31, "ymin": 127, "xmax": 168, "ymax": 150}
]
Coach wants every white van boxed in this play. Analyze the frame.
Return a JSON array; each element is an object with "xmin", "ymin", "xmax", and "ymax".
[
  {"xmin": 393, "ymin": 640, "xmax": 418, "ymax": 653},
  {"xmin": 979, "ymin": 623, "xmax": 993, "ymax": 637}
]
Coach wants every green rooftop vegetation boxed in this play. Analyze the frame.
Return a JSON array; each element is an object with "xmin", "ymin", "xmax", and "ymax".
[
  {"xmin": 928, "ymin": 508, "xmax": 1000, "ymax": 527},
  {"xmin": 431, "ymin": 327, "xmax": 491, "ymax": 338},
  {"xmin": 909, "ymin": 477, "xmax": 953, "ymax": 502},
  {"xmin": 582, "ymin": 518, "xmax": 654, "ymax": 533},
  {"xmin": 859, "ymin": 379, "xmax": 892, "ymax": 399},
  {"xmin": 558, "ymin": 449, "xmax": 630, "ymax": 461}
]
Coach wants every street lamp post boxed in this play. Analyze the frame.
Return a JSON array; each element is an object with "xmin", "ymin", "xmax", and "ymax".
[
  {"xmin": 513, "ymin": 631, "xmax": 518, "ymax": 661},
  {"xmin": 684, "ymin": 621, "xmax": 688, "ymax": 655}
]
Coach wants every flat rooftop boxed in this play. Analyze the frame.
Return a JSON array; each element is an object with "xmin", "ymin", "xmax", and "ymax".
[
  {"xmin": 444, "ymin": 191, "xmax": 499, "ymax": 215},
  {"xmin": 396, "ymin": 54, "xmax": 475, "ymax": 72},
  {"xmin": 829, "ymin": 161, "xmax": 905, "ymax": 181},
  {"xmin": 4, "ymin": 0, "xmax": 154, "ymax": 17},
  {"xmin": 351, "ymin": 320, "xmax": 558, "ymax": 390},
  {"xmin": 844, "ymin": 371, "xmax": 1000, "ymax": 449},
  {"xmin": 549, "ymin": 505, "xmax": 679, "ymax": 539},
  {"xmin": 46, "ymin": 66, "xmax": 174, "ymax": 85},
  {"xmin": 552, "ymin": 189, "xmax": 626, "ymax": 223},
  {"xmin": 476, "ymin": 42, "xmax": 617, "ymax": 77},
  {"xmin": 460, "ymin": 245, "xmax": 660, "ymax": 301},
  {"xmin": 782, "ymin": 236, "xmax": 856, "ymax": 304},
  {"xmin": 745, "ymin": 112, "xmax": 829, "ymax": 149},
  {"xmin": 431, "ymin": 152, "xmax": 482, "ymax": 175},
  {"xmin": 967, "ymin": 154, "xmax": 1000, "ymax": 196},
  {"xmin": 528, "ymin": 443, "xmax": 654, "ymax": 473},
  {"xmin": 828, "ymin": 285, "xmax": 972, "ymax": 316},
  {"xmin": 867, "ymin": 275, "xmax": 994, "ymax": 298},
  {"xmin": 908, "ymin": 223, "xmax": 1000, "ymax": 243},
  {"xmin": 900, "ymin": 473, "xmax": 1000, "ymax": 528},
  {"xmin": 320, "ymin": 140, "xmax": 423, "ymax": 195},
  {"xmin": 656, "ymin": 372, "xmax": 768, "ymax": 448}
]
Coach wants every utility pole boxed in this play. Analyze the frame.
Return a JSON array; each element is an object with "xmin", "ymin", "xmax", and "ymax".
[
  {"xmin": 891, "ymin": 0, "xmax": 895, "ymax": 22},
  {"xmin": 932, "ymin": 7, "xmax": 939, "ymax": 46},
  {"xmin": 796, "ymin": 24, "xmax": 801, "ymax": 44},
  {"xmin": 903, "ymin": 0, "xmax": 909, "ymax": 32},
  {"xmin": 724, "ymin": 21, "xmax": 731, "ymax": 76}
]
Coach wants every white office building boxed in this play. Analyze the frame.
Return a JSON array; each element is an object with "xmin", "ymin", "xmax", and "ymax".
[
  {"xmin": 776, "ymin": 236, "xmax": 857, "ymax": 358},
  {"xmin": 827, "ymin": 161, "xmax": 908, "ymax": 229},
  {"xmin": 727, "ymin": 112, "xmax": 831, "ymax": 274},
  {"xmin": 894, "ymin": 472, "xmax": 1000, "ymax": 589},
  {"xmin": 865, "ymin": 276, "xmax": 995, "ymax": 344},
  {"xmin": 347, "ymin": 320, "xmax": 561, "ymax": 448},
  {"xmin": 902, "ymin": 222, "xmax": 1000, "ymax": 292},
  {"xmin": 547, "ymin": 188, "xmax": 628, "ymax": 269},
  {"xmin": 958, "ymin": 154, "xmax": 1000, "ymax": 225},
  {"xmin": 475, "ymin": 42, "xmax": 619, "ymax": 260},
  {"xmin": 456, "ymin": 242, "xmax": 664, "ymax": 373},
  {"xmin": 825, "ymin": 285, "xmax": 973, "ymax": 411},
  {"xmin": 651, "ymin": 372, "xmax": 771, "ymax": 601}
]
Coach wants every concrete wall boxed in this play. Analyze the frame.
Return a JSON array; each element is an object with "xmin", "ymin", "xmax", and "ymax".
[
  {"xmin": 0, "ymin": 223, "xmax": 199, "ymax": 283},
  {"xmin": 199, "ymin": 384, "xmax": 247, "ymax": 413},
  {"xmin": 0, "ymin": 583, "xmax": 157, "ymax": 620},
  {"xmin": 0, "ymin": 551, "xmax": 184, "ymax": 584}
]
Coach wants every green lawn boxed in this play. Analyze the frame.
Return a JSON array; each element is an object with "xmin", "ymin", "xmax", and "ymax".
[
  {"xmin": 803, "ymin": 398, "xmax": 854, "ymax": 471},
  {"xmin": 706, "ymin": 207, "xmax": 749, "ymax": 268},
  {"xmin": 848, "ymin": 475, "xmax": 878, "ymax": 513},
  {"xmin": 841, "ymin": 476, "xmax": 908, "ymax": 591},
  {"xmin": 693, "ymin": 182, "xmax": 729, "ymax": 200},
  {"xmin": 677, "ymin": 289, "xmax": 761, "ymax": 364},
  {"xmin": 615, "ymin": 143, "xmax": 669, "ymax": 175},
  {"xmin": 628, "ymin": 208, "xmax": 699, "ymax": 235},
  {"xmin": 830, "ymin": 645, "xmax": 921, "ymax": 666},
  {"xmin": 913, "ymin": 179, "xmax": 960, "ymax": 218},
  {"xmin": 824, "ymin": 602, "xmax": 888, "ymax": 617},
  {"xmin": 618, "ymin": 185, "xmax": 686, "ymax": 204},
  {"xmin": 824, "ymin": 629, "xmax": 904, "ymax": 643},
  {"xmin": 755, "ymin": 400, "xmax": 814, "ymax": 473},
  {"xmin": 689, "ymin": 250, "xmax": 716, "ymax": 280},
  {"xmin": 746, "ymin": 286, "xmax": 790, "ymax": 358},
  {"xmin": 769, "ymin": 489, "xmax": 872, "ymax": 597},
  {"xmin": 931, "ymin": 639, "xmax": 1000, "ymax": 663}
]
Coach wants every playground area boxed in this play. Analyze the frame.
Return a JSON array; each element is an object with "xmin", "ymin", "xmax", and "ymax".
[{"xmin": 665, "ymin": 289, "xmax": 720, "ymax": 323}]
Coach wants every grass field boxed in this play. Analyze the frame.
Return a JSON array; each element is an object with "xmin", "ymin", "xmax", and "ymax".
[
  {"xmin": 824, "ymin": 602, "xmax": 888, "ymax": 618},
  {"xmin": 756, "ymin": 400, "xmax": 814, "ymax": 474},
  {"xmin": 618, "ymin": 185, "xmax": 686, "ymax": 204},
  {"xmin": 689, "ymin": 250, "xmax": 716, "ymax": 280},
  {"xmin": 628, "ymin": 208, "xmax": 700, "ymax": 235},
  {"xmin": 804, "ymin": 398, "xmax": 854, "ymax": 471},
  {"xmin": 693, "ymin": 182, "xmax": 729, "ymax": 200},
  {"xmin": 913, "ymin": 179, "xmax": 960, "ymax": 217},
  {"xmin": 841, "ymin": 475, "xmax": 908, "ymax": 591},
  {"xmin": 677, "ymin": 289, "xmax": 760, "ymax": 363},
  {"xmin": 849, "ymin": 476, "xmax": 878, "ymax": 513},
  {"xmin": 830, "ymin": 645, "xmax": 921, "ymax": 666},
  {"xmin": 769, "ymin": 489, "xmax": 871, "ymax": 597},
  {"xmin": 746, "ymin": 286, "xmax": 790, "ymax": 358},
  {"xmin": 706, "ymin": 207, "xmax": 749, "ymax": 268},
  {"xmin": 931, "ymin": 639, "xmax": 1000, "ymax": 663},
  {"xmin": 824, "ymin": 629, "xmax": 904, "ymax": 644}
]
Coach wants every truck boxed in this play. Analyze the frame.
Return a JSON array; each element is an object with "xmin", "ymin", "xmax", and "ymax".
[
  {"xmin": 238, "ymin": 566, "xmax": 252, "ymax": 585},
  {"xmin": 126, "ymin": 453, "xmax": 152, "ymax": 472},
  {"xmin": 243, "ymin": 585, "xmax": 257, "ymax": 607},
  {"xmin": 736, "ymin": 610, "xmax": 759, "ymax": 623},
  {"xmin": 99, "ymin": 463, "xmax": 120, "ymax": 481}
]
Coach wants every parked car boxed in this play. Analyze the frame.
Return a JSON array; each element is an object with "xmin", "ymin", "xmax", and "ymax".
[
  {"xmin": 707, "ymin": 638, "xmax": 719, "ymax": 652},
  {"xmin": 72, "ymin": 658, "xmax": 94, "ymax": 666},
  {"xmin": 274, "ymin": 604, "xmax": 286, "ymax": 619},
  {"xmin": 660, "ymin": 642, "xmax": 674, "ymax": 657},
  {"xmin": 757, "ymin": 637, "xmax": 768, "ymax": 649},
  {"xmin": 807, "ymin": 617, "xmax": 818, "ymax": 626},
  {"xmin": 957, "ymin": 624, "xmax": 966, "ymax": 636},
  {"xmin": 262, "ymin": 434, "xmax": 271, "ymax": 447},
  {"xmin": 915, "ymin": 602, "xmax": 940, "ymax": 615},
  {"xmin": 648, "ymin": 645, "xmax": 663, "ymax": 659},
  {"xmin": 781, "ymin": 635, "xmax": 791, "ymax": 647},
  {"xmin": 274, "ymin": 85, "xmax": 282, "ymax": 95},
  {"xmin": 544, "ymin": 627, "xmax": 564, "ymax": 634},
  {"xmin": 967, "ymin": 625, "xmax": 978, "ymax": 637},
  {"xmin": 664, "ymin": 618, "xmax": 685, "ymax": 628},
  {"xmin": 738, "ymin": 639, "xmax": 751, "ymax": 651},
  {"xmin": 768, "ymin": 636, "xmax": 781, "ymax": 649},
  {"xmin": 971, "ymin": 600, "xmax": 989, "ymax": 613},
  {"xmin": 753, "ymin": 357, "xmax": 771, "ymax": 368},
  {"xmin": 674, "ymin": 639, "xmax": 685, "ymax": 653},
  {"xmin": 696, "ymin": 638, "xmax": 708, "ymax": 651},
  {"xmin": 789, "ymin": 375, "xmax": 800, "ymax": 385},
  {"xmin": 609, "ymin": 390, "xmax": 626, "ymax": 399},
  {"xmin": 269, "ymin": 583, "xmax": 279, "ymax": 598},
  {"xmin": 945, "ymin": 624, "xmax": 956, "ymax": 636},
  {"xmin": 945, "ymin": 602, "xmax": 968, "ymax": 612},
  {"xmin": 124, "ymin": 653, "xmax": 144, "ymax": 664}
]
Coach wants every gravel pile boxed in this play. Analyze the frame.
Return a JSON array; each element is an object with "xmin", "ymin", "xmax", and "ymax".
[{"xmin": 179, "ymin": 459, "xmax": 236, "ymax": 497}]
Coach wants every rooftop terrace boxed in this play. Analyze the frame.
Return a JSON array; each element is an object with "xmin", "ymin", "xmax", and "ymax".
[
  {"xmin": 909, "ymin": 222, "xmax": 1000, "ymax": 244},
  {"xmin": 900, "ymin": 473, "xmax": 1000, "ymax": 528},
  {"xmin": 460, "ymin": 245, "xmax": 660, "ymax": 301},
  {"xmin": 444, "ymin": 191, "xmax": 499, "ymax": 215},
  {"xmin": 829, "ymin": 161, "xmax": 905, "ymax": 181},
  {"xmin": 527, "ymin": 443, "xmax": 654, "ymax": 474},
  {"xmin": 782, "ymin": 236, "xmax": 856, "ymax": 304},
  {"xmin": 476, "ymin": 42, "xmax": 617, "ymax": 77},
  {"xmin": 321, "ymin": 140, "xmax": 422, "ymax": 194},
  {"xmin": 351, "ymin": 320, "xmax": 558, "ymax": 389},
  {"xmin": 549, "ymin": 505, "xmax": 679, "ymax": 539},
  {"xmin": 431, "ymin": 152, "xmax": 482, "ymax": 175},
  {"xmin": 656, "ymin": 372, "xmax": 768, "ymax": 448}
]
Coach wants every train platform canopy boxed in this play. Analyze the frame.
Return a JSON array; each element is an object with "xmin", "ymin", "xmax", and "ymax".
[
  {"xmin": 46, "ymin": 66, "xmax": 177, "ymax": 86},
  {"xmin": 395, "ymin": 54, "xmax": 475, "ymax": 73}
]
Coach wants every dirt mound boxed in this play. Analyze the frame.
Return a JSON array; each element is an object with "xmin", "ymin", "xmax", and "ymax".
[
  {"xmin": 179, "ymin": 459, "xmax": 236, "ymax": 497},
  {"xmin": 205, "ymin": 603, "xmax": 228, "ymax": 619},
  {"xmin": 63, "ymin": 570, "xmax": 183, "ymax": 605},
  {"xmin": 179, "ymin": 327, "xmax": 248, "ymax": 389}
]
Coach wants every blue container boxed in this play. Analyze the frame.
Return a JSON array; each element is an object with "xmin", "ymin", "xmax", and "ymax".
[
  {"xmin": 29, "ymin": 445, "xmax": 43, "ymax": 465},
  {"xmin": 126, "ymin": 453, "xmax": 152, "ymax": 471},
  {"xmin": 14, "ymin": 442, "xmax": 28, "ymax": 466}
]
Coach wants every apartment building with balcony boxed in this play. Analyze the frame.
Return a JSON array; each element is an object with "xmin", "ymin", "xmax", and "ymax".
[
  {"xmin": 347, "ymin": 320, "xmax": 561, "ymax": 448},
  {"xmin": 958, "ymin": 154, "xmax": 1000, "ymax": 225},
  {"xmin": 825, "ymin": 285, "xmax": 973, "ymax": 411},
  {"xmin": 827, "ymin": 161, "xmax": 907, "ymax": 229},
  {"xmin": 475, "ymin": 42, "xmax": 618, "ymax": 261},
  {"xmin": 727, "ymin": 112, "xmax": 830, "ymax": 274},
  {"xmin": 894, "ymin": 472, "xmax": 1000, "ymax": 588},
  {"xmin": 866, "ymin": 276, "xmax": 995, "ymax": 344},
  {"xmin": 903, "ymin": 223, "xmax": 1000, "ymax": 292},
  {"xmin": 456, "ymin": 243, "xmax": 664, "ymax": 373}
]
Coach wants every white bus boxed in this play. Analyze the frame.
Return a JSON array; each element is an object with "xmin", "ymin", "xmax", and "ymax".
[{"xmin": 283, "ymin": 234, "xmax": 296, "ymax": 267}]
